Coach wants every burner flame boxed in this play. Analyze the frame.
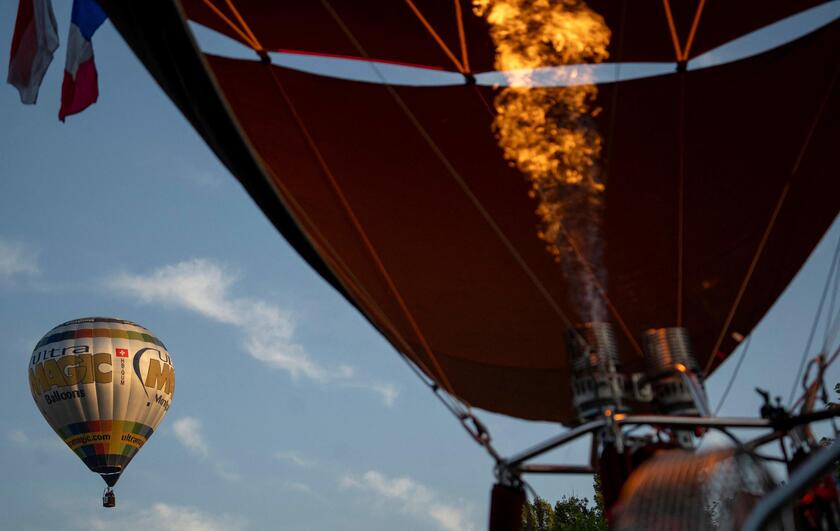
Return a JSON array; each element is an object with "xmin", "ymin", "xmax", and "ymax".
[{"xmin": 475, "ymin": 0, "xmax": 611, "ymax": 321}]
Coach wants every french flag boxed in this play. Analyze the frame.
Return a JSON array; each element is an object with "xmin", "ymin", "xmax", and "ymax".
[
  {"xmin": 59, "ymin": 0, "xmax": 106, "ymax": 121},
  {"xmin": 7, "ymin": 0, "xmax": 59, "ymax": 104}
]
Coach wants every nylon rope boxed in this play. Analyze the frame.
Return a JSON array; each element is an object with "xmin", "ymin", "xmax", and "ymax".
[
  {"xmin": 454, "ymin": 0, "xmax": 471, "ymax": 73},
  {"xmin": 661, "ymin": 0, "xmax": 708, "ymax": 61},
  {"xmin": 824, "ymin": 257, "xmax": 840, "ymax": 353},
  {"xmin": 260, "ymin": 167, "xmax": 442, "ymax": 385},
  {"xmin": 823, "ymin": 234, "xmax": 840, "ymax": 352},
  {"xmin": 661, "ymin": 0, "xmax": 683, "ymax": 61},
  {"xmin": 403, "ymin": 0, "xmax": 465, "ymax": 73},
  {"xmin": 682, "ymin": 0, "xmax": 707, "ymax": 60},
  {"xmin": 705, "ymin": 60, "xmax": 840, "ymax": 376},
  {"xmin": 714, "ymin": 334, "xmax": 751, "ymax": 415},
  {"xmin": 703, "ymin": 182, "xmax": 790, "ymax": 376},
  {"xmin": 200, "ymin": 0, "xmax": 258, "ymax": 49},
  {"xmin": 318, "ymin": 0, "xmax": 585, "ymax": 343},
  {"xmin": 223, "ymin": 0, "xmax": 263, "ymax": 52},
  {"xmin": 787, "ymin": 232, "xmax": 840, "ymax": 406},
  {"xmin": 676, "ymin": 69, "xmax": 686, "ymax": 327}
]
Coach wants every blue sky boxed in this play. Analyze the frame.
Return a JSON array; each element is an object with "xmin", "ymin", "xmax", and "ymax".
[{"xmin": 1, "ymin": 3, "xmax": 839, "ymax": 531}]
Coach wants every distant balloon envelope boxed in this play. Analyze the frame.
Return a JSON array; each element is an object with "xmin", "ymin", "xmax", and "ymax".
[{"xmin": 28, "ymin": 317, "xmax": 175, "ymax": 487}]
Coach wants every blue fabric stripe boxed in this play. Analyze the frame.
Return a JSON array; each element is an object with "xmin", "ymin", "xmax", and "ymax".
[{"xmin": 71, "ymin": 0, "xmax": 107, "ymax": 41}]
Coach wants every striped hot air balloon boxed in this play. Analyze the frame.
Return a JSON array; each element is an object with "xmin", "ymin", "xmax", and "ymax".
[{"xmin": 28, "ymin": 317, "xmax": 174, "ymax": 507}]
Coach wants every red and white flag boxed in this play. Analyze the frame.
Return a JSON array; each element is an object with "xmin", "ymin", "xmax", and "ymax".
[
  {"xmin": 59, "ymin": 0, "xmax": 107, "ymax": 121},
  {"xmin": 7, "ymin": 0, "xmax": 59, "ymax": 104}
]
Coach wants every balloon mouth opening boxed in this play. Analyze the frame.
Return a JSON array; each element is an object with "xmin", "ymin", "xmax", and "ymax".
[{"xmin": 97, "ymin": 469, "xmax": 123, "ymax": 487}]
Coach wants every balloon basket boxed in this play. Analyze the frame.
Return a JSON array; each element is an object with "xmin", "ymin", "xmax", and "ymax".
[{"xmin": 102, "ymin": 487, "xmax": 115, "ymax": 508}]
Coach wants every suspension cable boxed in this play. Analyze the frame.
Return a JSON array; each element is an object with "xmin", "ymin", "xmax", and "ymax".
[
  {"xmin": 787, "ymin": 232, "xmax": 840, "ymax": 406},
  {"xmin": 823, "ymin": 229, "xmax": 840, "ymax": 353},
  {"xmin": 714, "ymin": 335, "xmax": 751, "ymax": 415},
  {"xmin": 661, "ymin": 0, "xmax": 682, "ymax": 62},
  {"xmin": 199, "ymin": 0, "xmax": 258, "ymax": 49},
  {"xmin": 676, "ymin": 67, "xmax": 686, "ymax": 327},
  {"xmin": 453, "ymin": 0, "xmax": 471, "ymax": 73},
  {"xmin": 222, "ymin": 0, "xmax": 262, "ymax": 52},
  {"xmin": 661, "ymin": 0, "xmax": 708, "ymax": 61},
  {"xmin": 393, "ymin": 344, "xmax": 503, "ymax": 462},
  {"xmin": 404, "ymin": 0, "xmax": 465, "ymax": 73},
  {"xmin": 682, "ymin": 0, "xmax": 707, "ymax": 60},
  {"xmin": 704, "ymin": 183, "xmax": 790, "ymax": 375}
]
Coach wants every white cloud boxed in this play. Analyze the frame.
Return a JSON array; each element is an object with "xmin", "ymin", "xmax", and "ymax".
[
  {"xmin": 90, "ymin": 503, "xmax": 246, "ymax": 531},
  {"xmin": 107, "ymin": 259, "xmax": 397, "ymax": 405},
  {"xmin": 0, "ymin": 238, "xmax": 39, "ymax": 278},
  {"xmin": 275, "ymin": 450, "xmax": 314, "ymax": 468},
  {"xmin": 341, "ymin": 470, "xmax": 475, "ymax": 531},
  {"xmin": 173, "ymin": 417, "xmax": 210, "ymax": 458},
  {"xmin": 342, "ymin": 381, "xmax": 398, "ymax": 408},
  {"xmin": 172, "ymin": 416, "xmax": 240, "ymax": 482}
]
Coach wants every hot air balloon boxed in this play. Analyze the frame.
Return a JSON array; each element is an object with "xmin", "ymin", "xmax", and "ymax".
[
  {"xmin": 30, "ymin": 0, "xmax": 840, "ymax": 528},
  {"xmin": 28, "ymin": 317, "xmax": 175, "ymax": 507}
]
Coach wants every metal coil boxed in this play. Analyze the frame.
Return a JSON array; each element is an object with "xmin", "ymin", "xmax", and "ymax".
[
  {"xmin": 642, "ymin": 327, "xmax": 699, "ymax": 378},
  {"xmin": 567, "ymin": 322, "xmax": 626, "ymax": 420},
  {"xmin": 568, "ymin": 322, "xmax": 621, "ymax": 374},
  {"xmin": 642, "ymin": 327, "xmax": 706, "ymax": 417}
]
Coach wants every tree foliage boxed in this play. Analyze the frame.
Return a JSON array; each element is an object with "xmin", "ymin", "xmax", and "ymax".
[
  {"xmin": 521, "ymin": 477, "xmax": 606, "ymax": 531},
  {"xmin": 521, "ymin": 495, "xmax": 605, "ymax": 530}
]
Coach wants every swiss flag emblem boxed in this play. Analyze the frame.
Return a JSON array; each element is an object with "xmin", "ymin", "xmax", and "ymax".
[{"xmin": 115, "ymin": 348, "xmax": 129, "ymax": 358}]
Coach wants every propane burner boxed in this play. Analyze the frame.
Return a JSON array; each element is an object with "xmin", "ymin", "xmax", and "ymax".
[
  {"xmin": 567, "ymin": 322, "xmax": 627, "ymax": 421},
  {"xmin": 642, "ymin": 327, "xmax": 709, "ymax": 417}
]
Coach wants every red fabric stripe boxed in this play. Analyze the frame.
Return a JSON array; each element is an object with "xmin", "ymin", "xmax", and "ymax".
[
  {"xmin": 272, "ymin": 48, "xmax": 447, "ymax": 72},
  {"xmin": 59, "ymin": 58, "xmax": 99, "ymax": 121}
]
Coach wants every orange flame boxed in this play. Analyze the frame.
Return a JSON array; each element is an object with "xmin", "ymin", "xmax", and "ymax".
[{"xmin": 475, "ymin": 0, "xmax": 611, "ymax": 321}]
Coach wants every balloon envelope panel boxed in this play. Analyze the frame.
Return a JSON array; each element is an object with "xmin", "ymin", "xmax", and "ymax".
[
  {"xmin": 28, "ymin": 317, "xmax": 174, "ymax": 485},
  {"xmin": 98, "ymin": 1, "xmax": 840, "ymax": 423}
]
